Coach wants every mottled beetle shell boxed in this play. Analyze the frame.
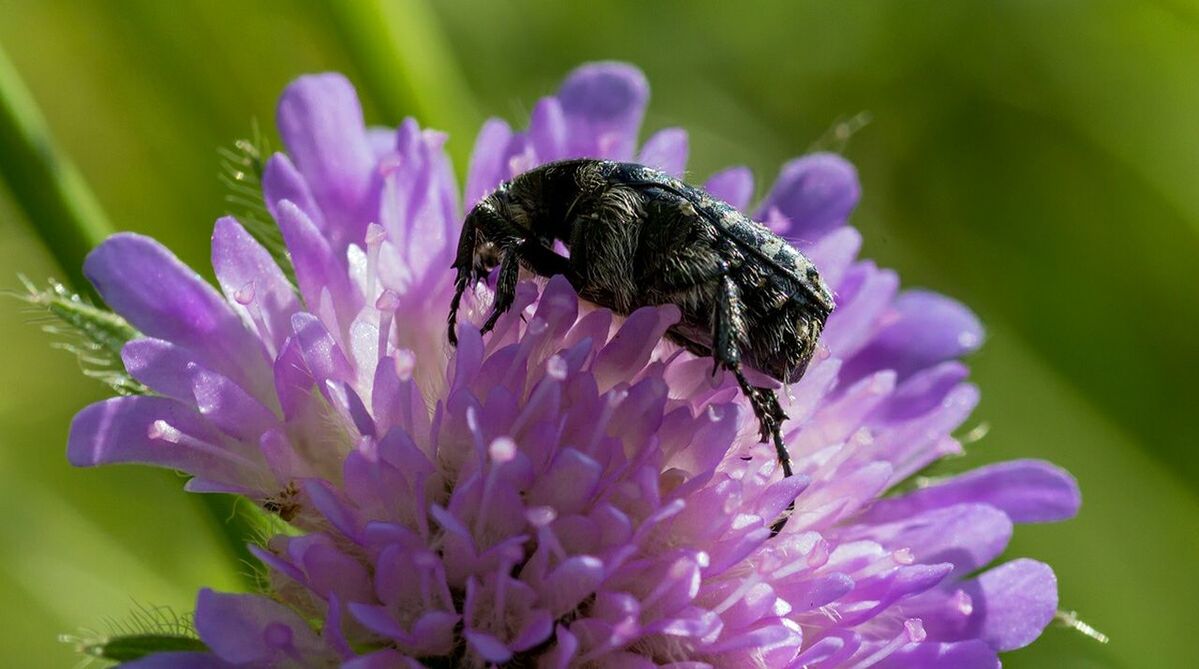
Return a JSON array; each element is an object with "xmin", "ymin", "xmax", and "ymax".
[{"xmin": 499, "ymin": 159, "xmax": 834, "ymax": 384}]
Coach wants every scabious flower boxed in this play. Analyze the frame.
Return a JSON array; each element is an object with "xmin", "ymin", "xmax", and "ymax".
[{"xmin": 68, "ymin": 63, "xmax": 1079, "ymax": 667}]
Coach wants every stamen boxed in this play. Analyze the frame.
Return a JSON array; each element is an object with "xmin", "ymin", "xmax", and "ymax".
[
  {"xmin": 526, "ymin": 506, "xmax": 567, "ymax": 563},
  {"xmin": 847, "ymin": 618, "xmax": 924, "ymax": 668},
  {"xmin": 365, "ymin": 223, "xmax": 386, "ymax": 302},
  {"xmin": 492, "ymin": 564, "xmax": 511, "ymax": 632},
  {"xmin": 474, "ymin": 437, "xmax": 517, "ymax": 536},
  {"xmin": 376, "ymin": 289, "xmax": 400, "ymax": 360},
  {"xmin": 712, "ymin": 571, "xmax": 762, "ymax": 614},
  {"xmin": 510, "ymin": 366, "xmax": 563, "ymax": 435},
  {"xmin": 640, "ymin": 558, "xmax": 695, "ymax": 610},
  {"xmin": 583, "ymin": 390, "xmax": 624, "ymax": 456}
]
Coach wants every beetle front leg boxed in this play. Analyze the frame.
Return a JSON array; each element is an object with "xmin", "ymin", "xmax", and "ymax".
[
  {"xmin": 447, "ymin": 212, "xmax": 480, "ymax": 347},
  {"xmin": 480, "ymin": 246, "xmax": 520, "ymax": 336}
]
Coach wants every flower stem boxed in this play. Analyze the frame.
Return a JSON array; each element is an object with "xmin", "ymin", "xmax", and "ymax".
[
  {"xmin": 0, "ymin": 44, "xmax": 109, "ymax": 294},
  {"xmin": 324, "ymin": 0, "xmax": 482, "ymax": 167},
  {"xmin": 0, "ymin": 43, "xmax": 259, "ymax": 588}
]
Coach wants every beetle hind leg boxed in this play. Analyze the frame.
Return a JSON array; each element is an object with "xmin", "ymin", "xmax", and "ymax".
[
  {"xmin": 713, "ymin": 276, "xmax": 794, "ymax": 535},
  {"xmin": 728, "ymin": 367, "xmax": 793, "ymax": 479}
]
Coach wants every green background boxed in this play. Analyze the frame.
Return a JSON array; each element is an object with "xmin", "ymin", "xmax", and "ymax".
[{"xmin": 1, "ymin": 1, "xmax": 1196, "ymax": 666}]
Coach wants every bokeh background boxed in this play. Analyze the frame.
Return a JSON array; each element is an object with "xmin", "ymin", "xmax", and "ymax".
[{"xmin": 1, "ymin": 1, "xmax": 1196, "ymax": 666}]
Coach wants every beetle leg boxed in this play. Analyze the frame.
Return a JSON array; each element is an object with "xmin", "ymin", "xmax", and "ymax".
[
  {"xmin": 713, "ymin": 276, "xmax": 793, "ymax": 534},
  {"xmin": 447, "ymin": 216, "xmax": 480, "ymax": 346},
  {"xmin": 480, "ymin": 246, "xmax": 521, "ymax": 336},
  {"xmin": 447, "ymin": 273, "xmax": 469, "ymax": 346},
  {"xmin": 517, "ymin": 239, "xmax": 574, "ymax": 280}
]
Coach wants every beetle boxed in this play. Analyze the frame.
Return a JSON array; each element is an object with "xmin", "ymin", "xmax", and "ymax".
[{"xmin": 448, "ymin": 159, "xmax": 834, "ymax": 527}]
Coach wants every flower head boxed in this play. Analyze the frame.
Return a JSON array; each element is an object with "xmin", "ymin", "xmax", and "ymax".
[{"xmin": 71, "ymin": 63, "xmax": 1079, "ymax": 668}]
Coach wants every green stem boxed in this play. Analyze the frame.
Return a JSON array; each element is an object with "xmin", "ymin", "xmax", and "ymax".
[
  {"xmin": 325, "ymin": 0, "xmax": 481, "ymax": 168},
  {"xmin": 0, "ymin": 44, "xmax": 110, "ymax": 294},
  {"xmin": 0, "ymin": 42, "xmax": 259, "ymax": 589}
]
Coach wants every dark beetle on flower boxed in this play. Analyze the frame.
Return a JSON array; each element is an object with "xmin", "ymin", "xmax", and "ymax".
[{"xmin": 448, "ymin": 159, "xmax": 834, "ymax": 506}]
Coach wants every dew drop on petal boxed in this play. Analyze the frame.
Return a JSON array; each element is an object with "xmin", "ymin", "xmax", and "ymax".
[{"xmin": 234, "ymin": 281, "xmax": 256, "ymax": 306}]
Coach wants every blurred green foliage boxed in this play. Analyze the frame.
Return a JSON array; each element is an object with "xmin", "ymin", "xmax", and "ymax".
[{"xmin": 0, "ymin": 0, "xmax": 1196, "ymax": 666}]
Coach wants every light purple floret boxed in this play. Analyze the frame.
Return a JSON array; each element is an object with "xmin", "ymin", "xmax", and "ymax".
[{"xmin": 80, "ymin": 63, "xmax": 1080, "ymax": 668}]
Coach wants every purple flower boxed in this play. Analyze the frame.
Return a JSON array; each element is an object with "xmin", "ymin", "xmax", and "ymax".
[{"xmin": 74, "ymin": 63, "xmax": 1079, "ymax": 668}]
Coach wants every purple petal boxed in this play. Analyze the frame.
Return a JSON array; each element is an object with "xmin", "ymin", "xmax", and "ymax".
[
  {"xmin": 298, "ymin": 540, "xmax": 374, "ymax": 602},
  {"xmin": 342, "ymin": 650, "xmax": 425, "ymax": 669},
  {"xmin": 819, "ymin": 262, "xmax": 899, "ymax": 361},
  {"xmin": 276, "ymin": 73, "xmax": 374, "ymax": 243},
  {"xmin": 839, "ymin": 562, "xmax": 954, "ymax": 627},
  {"xmin": 539, "ymin": 556, "xmax": 605, "ymax": 617},
  {"xmin": 262, "ymin": 153, "xmax": 324, "ymax": 231},
  {"xmin": 212, "ymin": 216, "xmax": 300, "ymax": 356},
  {"xmin": 366, "ymin": 126, "xmax": 398, "ymax": 158},
  {"xmin": 122, "ymin": 340, "xmax": 270, "ymax": 434},
  {"xmin": 466, "ymin": 118, "xmax": 515, "ymax": 207},
  {"xmin": 122, "ymin": 338, "xmax": 202, "ymax": 401},
  {"xmin": 195, "ymin": 589, "xmax": 329, "ymax": 663},
  {"xmin": 637, "ymin": 128, "xmax": 688, "ymax": 178},
  {"xmin": 538, "ymin": 625, "xmax": 579, "ymax": 669},
  {"xmin": 874, "ymin": 640, "xmax": 999, "ymax": 669},
  {"xmin": 68, "ymin": 396, "xmax": 261, "ymax": 485},
  {"xmin": 925, "ymin": 559, "xmax": 1059, "ymax": 651},
  {"xmin": 704, "ymin": 166, "xmax": 754, "ymax": 210},
  {"xmin": 188, "ymin": 364, "xmax": 278, "ymax": 441},
  {"xmin": 464, "ymin": 629, "xmax": 513, "ymax": 663},
  {"xmin": 291, "ymin": 312, "xmax": 354, "ymax": 386},
  {"xmin": 776, "ymin": 573, "xmax": 855, "ymax": 612},
  {"xmin": 557, "ymin": 62, "xmax": 649, "ymax": 159},
  {"xmin": 861, "ymin": 459, "xmax": 1081, "ymax": 525},
  {"xmin": 84, "ymin": 233, "xmax": 269, "ymax": 397},
  {"xmin": 118, "ymin": 653, "xmax": 233, "ymax": 669},
  {"xmin": 840, "ymin": 290, "xmax": 983, "ymax": 385},
  {"xmin": 593, "ymin": 305, "xmax": 679, "ymax": 390},
  {"xmin": 805, "ymin": 226, "xmax": 861, "ymax": 289},
  {"xmin": 272, "ymin": 334, "xmax": 316, "ymax": 420},
  {"xmin": 870, "ymin": 361, "xmax": 970, "ymax": 424},
  {"xmin": 757, "ymin": 152, "xmax": 860, "ymax": 245},
  {"xmin": 529, "ymin": 97, "xmax": 567, "ymax": 164},
  {"xmin": 843, "ymin": 504, "xmax": 1012, "ymax": 575},
  {"xmin": 275, "ymin": 200, "xmax": 360, "ymax": 323}
]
